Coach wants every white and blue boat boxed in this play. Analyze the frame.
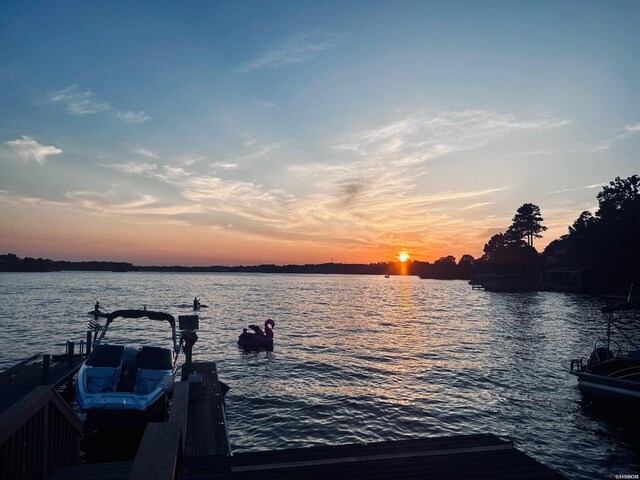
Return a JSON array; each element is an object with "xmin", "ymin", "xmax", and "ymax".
[{"xmin": 76, "ymin": 309, "xmax": 183, "ymax": 413}]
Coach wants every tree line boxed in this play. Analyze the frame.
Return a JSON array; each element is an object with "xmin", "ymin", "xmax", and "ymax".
[{"xmin": 412, "ymin": 174, "xmax": 640, "ymax": 290}]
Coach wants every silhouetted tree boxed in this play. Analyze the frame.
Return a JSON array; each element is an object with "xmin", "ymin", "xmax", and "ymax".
[
  {"xmin": 457, "ymin": 254, "xmax": 475, "ymax": 279},
  {"xmin": 541, "ymin": 174, "xmax": 640, "ymax": 289},
  {"xmin": 596, "ymin": 175, "xmax": 640, "ymax": 222},
  {"xmin": 483, "ymin": 233, "xmax": 525, "ymax": 259},
  {"xmin": 507, "ymin": 203, "xmax": 547, "ymax": 247},
  {"xmin": 432, "ymin": 255, "xmax": 457, "ymax": 279},
  {"xmin": 568, "ymin": 211, "xmax": 596, "ymax": 238},
  {"xmin": 481, "ymin": 231, "xmax": 538, "ymax": 274}
]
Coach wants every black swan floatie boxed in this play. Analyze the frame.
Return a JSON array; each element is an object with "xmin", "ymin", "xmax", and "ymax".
[{"xmin": 238, "ymin": 319, "xmax": 275, "ymax": 349}]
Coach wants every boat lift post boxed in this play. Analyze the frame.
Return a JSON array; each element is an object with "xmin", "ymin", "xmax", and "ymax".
[
  {"xmin": 178, "ymin": 315, "xmax": 199, "ymax": 380},
  {"xmin": 85, "ymin": 330, "xmax": 92, "ymax": 356}
]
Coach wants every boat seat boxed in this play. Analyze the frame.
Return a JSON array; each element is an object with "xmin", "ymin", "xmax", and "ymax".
[
  {"xmin": 86, "ymin": 344, "xmax": 125, "ymax": 368},
  {"xmin": 137, "ymin": 346, "xmax": 173, "ymax": 370},
  {"xmin": 86, "ymin": 367, "xmax": 120, "ymax": 393},
  {"xmin": 133, "ymin": 369, "xmax": 170, "ymax": 394}
]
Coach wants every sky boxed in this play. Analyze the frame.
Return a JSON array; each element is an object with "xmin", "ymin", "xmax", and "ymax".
[{"xmin": 1, "ymin": 1, "xmax": 639, "ymax": 266}]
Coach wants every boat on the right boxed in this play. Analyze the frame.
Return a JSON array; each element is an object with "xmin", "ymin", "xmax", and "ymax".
[{"xmin": 571, "ymin": 298, "xmax": 640, "ymax": 404}]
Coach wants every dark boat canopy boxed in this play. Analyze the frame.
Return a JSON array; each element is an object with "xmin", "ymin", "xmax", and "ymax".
[
  {"xmin": 106, "ymin": 309, "xmax": 176, "ymax": 328},
  {"xmin": 602, "ymin": 299, "xmax": 640, "ymax": 313}
]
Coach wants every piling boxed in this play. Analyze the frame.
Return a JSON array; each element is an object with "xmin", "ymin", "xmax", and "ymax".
[
  {"xmin": 86, "ymin": 331, "xmax": 92, "ymax": 356},
  {"xmin": 67, "ymin": 342, "xmax": 74, "ymax": 369},
  {"xmin": 42, "ymin": 354, "xmax": 50, "ymax": 385}
]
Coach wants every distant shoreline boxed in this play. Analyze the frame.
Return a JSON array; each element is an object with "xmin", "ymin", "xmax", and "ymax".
[{"xmin": 0, "ymin": 253, "xmax": 444, "ymax": 277}]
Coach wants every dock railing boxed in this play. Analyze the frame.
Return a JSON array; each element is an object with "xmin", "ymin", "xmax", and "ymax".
[{"xmin": 0, "ymin": 385, "xmax": 83, "ymax": 480}]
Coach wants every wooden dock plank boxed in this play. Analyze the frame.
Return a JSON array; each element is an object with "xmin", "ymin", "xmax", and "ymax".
[
  {"xmin": 185, "ymin": 362, "xmax": 231, "ymax": 459},
  {"xmin": 170, "ymin": 381, "xmax": 189, "ymax": 454},
  {"xmin": 128, "ymin": 422, "xmax": 181, "ymax": 480}
]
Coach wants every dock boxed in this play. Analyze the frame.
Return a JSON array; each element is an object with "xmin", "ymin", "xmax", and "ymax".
[
  {"xmin": 49, "ymin": 360, "xmax": 562, "ymax": 480},
  {"xmin": 3, "ymin": 354, "xmax": 564, "ymax": 480},
  {"xmin": 0, "ymin": 344, "xmax": 85, "ymax": 413},
  {"xmin": 186, "ymin": 433, "xmax": 563, "ymax": 479},
  {"xmin": 0, "ymin": 340, "xmax": 86, "ymax": 480}
]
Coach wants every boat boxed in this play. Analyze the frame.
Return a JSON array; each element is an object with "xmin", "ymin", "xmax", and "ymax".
[
  {"xmin": 76, "ymin": 309, "xmax": 184, "ymax": 413},
  {"xmin": 570, "ymin": 299, "xmax": 640, "ymax": 404}
]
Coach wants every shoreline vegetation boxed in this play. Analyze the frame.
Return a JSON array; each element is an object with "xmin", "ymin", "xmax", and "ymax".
[{"xmin": 2, "ymin": 174, "xmax": 638, "ymax": 294}]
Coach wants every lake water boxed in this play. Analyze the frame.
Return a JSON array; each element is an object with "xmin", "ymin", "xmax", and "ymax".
[{"xmin": 0, "ymin": 271, "xmax": 638, "ymax": 478}]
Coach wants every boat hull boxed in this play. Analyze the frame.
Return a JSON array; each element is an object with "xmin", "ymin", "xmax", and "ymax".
[
  {"xmin": 76, "ymin": 365, "xmax": 175, "ymax": 412},
  {"xmin": 574, "ymin": 371, "xmax": 640, "ymax": 404}
]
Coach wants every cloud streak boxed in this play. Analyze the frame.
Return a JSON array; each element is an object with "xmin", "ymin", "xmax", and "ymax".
[
  {"xmin": 237, "ymin": 33, "xmax": 340, "ymax": 72},
  {"xmin": 47, "ymin": 85, "xmax": 151, "ymax": 123},
  {"xmin": 48, "ymin": 85, "xmax": 110, "ymax": 115},
  {"xmin": 333, "ymin": 109, "xmax": 570, "ymax": 166},
  {"xmin": 584, "ymin": 121, "xmax": 640, "ymax": 151},
  {"xmin": 548, "ymin": 183, "xmax": 603, "ymax": 195},
  {"xmin": 6, "ymin": 136, "xmax": 62, "ymax": 164}
]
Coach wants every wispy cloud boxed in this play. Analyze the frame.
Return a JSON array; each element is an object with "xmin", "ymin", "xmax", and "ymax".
[
  {"xmin": 548, "ymin": 183, "xmax": 603, "ymax": 195},
  {"xmin": 584, "ymin": 121, "xmax": 640, "ymax": 152},
  {"xmin": 243, "ymin": 134, "xmax": 257, "ymax": 147},
  {"xmin": 0, "ymin": 189, "xmax": 67, "ymax": 209},
  {"xmin": 333, "ymin": 109, "xmax": 570, "ymax": 166},
  {"xmin": 461, "ymin": 202, "xmax": 496, "ymax": 210},
  {"xmin": 64, "ymin": 190, "xmax": 202, "ymax": 217},
  {"xmin": 116, "ymin": 110, "xmax": 152, "ymax": 123},
  {"xmin": 135, "ymin": 148, "xmax": 159, "ymax": 159},
  {"xmin": 6, "ymin": 136, "xmax": 62, "ymax": 164},
  {"xmin": 269, "ymin": 109, "xmax": 567, "ymax": 253},
  {"xmin": 211, "ymin": 162, "xmax": 239, "ymax": 170},
  {"xmin": 102, "ymin": 161, "xmax": 158, "ymax": 175},
  {"xmin": 253, "ymin": 99, "xmax": 277, "ymax": 108},
  {"xmin": 237, "ymin": 33, "xmax": 340, "ymax": 72},
  {"xmin": 47, "ymin": 85, "xmax": 151, "ymax": 123},
  {"xmin": 180, "ymin": 176, "xmax": 291, "ymax": 225},
  {"xmin": 48, "ymin": 85, "xmax": 110, "ymax": 115},
  {"xmin": 227, "ymin": 143, "xmax": 279, "ymax": 163}
]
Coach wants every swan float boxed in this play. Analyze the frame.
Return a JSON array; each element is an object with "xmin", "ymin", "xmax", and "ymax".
[{"xmin": 238, "ymin": 319, "xmax": 275, "ymax": 350}]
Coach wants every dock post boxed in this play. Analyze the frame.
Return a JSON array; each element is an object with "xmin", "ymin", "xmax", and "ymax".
[
  {"xmin": 42, "ymin": 354, "xmax": 50, "ymax": 384},
  {"xmin": 86, "ymin": 331, "xmax": 92, "ymax": 356},
  {"xmin": 178, "ymin": 315, "xmax": 199, "ymax": 381},
  {"xmin": 67, "ymin": 342, "xmax": 75, "ymax": 369}
]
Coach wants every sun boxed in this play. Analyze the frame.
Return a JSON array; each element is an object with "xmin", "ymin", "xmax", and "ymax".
[{"xmin": 398, "ymin": 252, "xmax": 410, "ymax": 262}]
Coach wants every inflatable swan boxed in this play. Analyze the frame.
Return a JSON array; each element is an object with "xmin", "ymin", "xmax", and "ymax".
[{"xmin": 238, "ymin": 319, "xmax": 275, "ymax": 349}]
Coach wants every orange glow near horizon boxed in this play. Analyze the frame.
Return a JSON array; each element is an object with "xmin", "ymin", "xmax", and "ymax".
[{"xmin": 1, "ymin": 202, "xmax": 563, "ymax": 266}]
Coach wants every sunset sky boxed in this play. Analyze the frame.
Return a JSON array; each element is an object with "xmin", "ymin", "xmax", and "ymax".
[{"xmin": 1, "ymin": 1, "xmax": 639, "ymax": 265}]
